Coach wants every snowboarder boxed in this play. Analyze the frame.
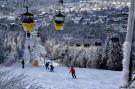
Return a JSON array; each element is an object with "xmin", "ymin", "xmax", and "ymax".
[
  {"xmin": 50, "ymin": 65, "xmax": 54, "ymax": 72},
  {"xmin": 21, "ymin": 59, "xmax": 25, "ymax": 69},
  {"xmin": 69, "ymin": 66, "xmax": 77, "ymax": 79},
  {"xmin": 45, "ymin": 62, "xmax": 50, "ymax": 70}
]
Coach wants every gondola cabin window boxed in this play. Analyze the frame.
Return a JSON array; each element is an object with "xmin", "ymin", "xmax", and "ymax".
[
  {"xmin": 84, "ymin": 44, "xmax": 90, "ymax": 47},
  {"xmin": 55, "ymin": 17, "xmax": 64, "ymax": 22}
]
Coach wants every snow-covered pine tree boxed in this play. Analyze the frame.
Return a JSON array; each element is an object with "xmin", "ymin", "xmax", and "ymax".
[
  {"xmin": 93, "ymin": 46, "xmax": 103, "ymax": 69},
  {"xmin": 86, "ymin": 46, "xmax": 97, "ymax": 68},
  {"xmin": 100, "ymin": 37, "xmax": 110, "ymax": 69},
  {"xmin": 100, "ymin": 35, "xmax": 123, "ymax": 71},
  {"xmin": 106, "ymin": 37, "xmax": 123, "ymax": 71},
  {"xmin": 71, "ymin": 46, "xmax": 84, "ymax": 67}
]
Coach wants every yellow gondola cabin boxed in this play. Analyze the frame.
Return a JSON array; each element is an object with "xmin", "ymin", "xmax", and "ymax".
[
  {"xmin": 54, "ymin": 12, "xmax": 65, "ymax": 31},
  {"xmin": 21, "ymin": 8, "xmax": 34, "ymax": 33}
]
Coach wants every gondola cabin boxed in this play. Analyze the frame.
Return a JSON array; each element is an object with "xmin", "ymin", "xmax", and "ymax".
[
  {"xmin": 111, "ymin": 37, "xmax": 119, "ymax": 43},
  {"xmin": 95, "ymin": 42, "xmax": 102, "ymax": 46},
  {"xmin": 54, "ymin": 13, "xmax": 65, "ymax": 31},
  {"xmin": 70, "ymin": 44, "xmax": 74, "ymax": 46},
  {"xmin": 21, "ymin": 11, "xmax": 34, "ymax": 33},
  {"xmin": 76, "ymin": 43, "xmax": 81, "ymax": 47},
  {"xmin": 84, "ymin": 44, "xmax": 90, "ymax": 47},
  {"xmin": 69, "ymin": 42, "xmax": 74, "ymax": 46},
  {"xmin": 59, "ymin": 0, "xmax": 63, "ymax": 4},
  {"xmin": 61, "ymin": 53, "xmax": 65, "ymax": 57}
]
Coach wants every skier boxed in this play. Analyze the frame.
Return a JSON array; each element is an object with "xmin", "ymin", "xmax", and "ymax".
[
  {"xmin": 45, "ymin": 62, "xmax": 49, "ymax": 70},
  {"xmin": 50, "ymin": 65, "xmax": 54, "ymax": 72},
  {"xmin": 69, "ymin": 66, "xmax": 77, "ymax": 79},
  {"xmin": 21, "ymin": 59, "xmax": 25, "ymax": 69}
]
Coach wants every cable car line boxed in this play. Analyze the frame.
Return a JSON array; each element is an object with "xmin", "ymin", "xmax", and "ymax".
[{"xmin": 21, "ymin": 0, "xmax": 35, "ymax": 63}]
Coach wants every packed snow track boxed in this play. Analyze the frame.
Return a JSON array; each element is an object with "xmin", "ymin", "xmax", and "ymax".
[{"xmin": 0, "ymin": 63, "xmax": 123, "ymax": 89}]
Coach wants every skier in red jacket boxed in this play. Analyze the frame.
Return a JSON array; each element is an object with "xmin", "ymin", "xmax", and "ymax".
[{"xmin": 69, "ymin": 66, "xmax": 77, "ymax": 79}]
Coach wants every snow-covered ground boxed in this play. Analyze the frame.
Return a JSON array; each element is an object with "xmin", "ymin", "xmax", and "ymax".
[{"xmin": 0, "ymin": 62, "xmax": 123, "ymax": 89}]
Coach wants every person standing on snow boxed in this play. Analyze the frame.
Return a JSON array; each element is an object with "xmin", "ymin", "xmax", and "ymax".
[
  {"xmin": 21, "ymin": 59, "xmax": 25, "ymax": 69},
  {"xmin": 69, "ymin": 66, "xmax": 77, "ymax": 79},
  {"xmin": 45, "ymin": 62, "xmax": 50, "ymax": 70}
]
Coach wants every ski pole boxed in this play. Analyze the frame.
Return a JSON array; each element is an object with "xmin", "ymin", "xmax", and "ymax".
[{"xmin": 68, "ymin": 72, "xmax": 70, "ymax": 78}]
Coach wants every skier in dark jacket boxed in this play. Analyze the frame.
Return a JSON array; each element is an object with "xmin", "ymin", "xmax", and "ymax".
[
  {"xmin": 69, "ymin": 66, "xmax": 77, "ymax": 79},
  {"xmin": 45, "ymin": 62, "xmax": 50, "ymax": 70},
  {"xmin": 50, "ymin": 65, "xmax": 54, "ymax": 72},
  {"xmin": 21, "ymin": 59, "xmax": 25, "ymax": 69}
]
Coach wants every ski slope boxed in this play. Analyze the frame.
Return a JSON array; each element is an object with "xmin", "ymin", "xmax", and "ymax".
[{"xmin": 0, "ymin": 62, "xmax": 123, "ymax": 89}]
